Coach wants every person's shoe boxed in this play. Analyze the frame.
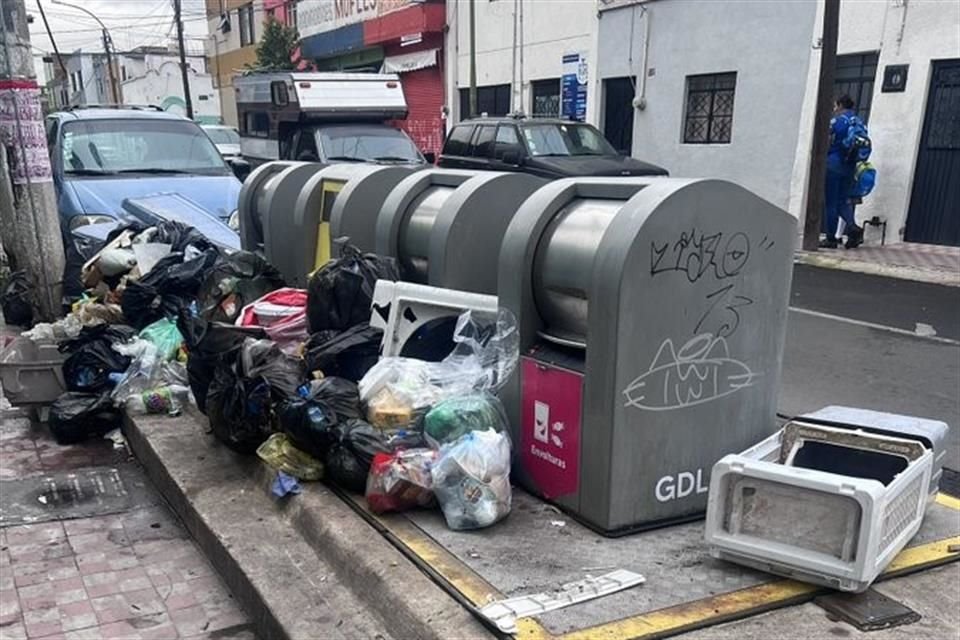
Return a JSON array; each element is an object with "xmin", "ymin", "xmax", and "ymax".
[
  {"xmin": 819, "ymin": 238, "xmax": 839, "ymax": 249},
  {"xmin": 844, "ymin": 226, "xmax": 864, "ymax": 249}
]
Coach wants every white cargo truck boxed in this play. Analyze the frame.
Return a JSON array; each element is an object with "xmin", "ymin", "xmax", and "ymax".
[{"xmin": 234, "ymin": 72, "xmax": 430, "ymax": 168}]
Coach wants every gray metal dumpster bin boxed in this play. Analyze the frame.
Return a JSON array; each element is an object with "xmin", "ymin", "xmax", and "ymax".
[
  {"xmin": 375, "ymin": 168, "xmax": 546, "ymax": 294},
  {"xmin": 497, "ymin": 177, "xmax": 796, "ymax": 533}
]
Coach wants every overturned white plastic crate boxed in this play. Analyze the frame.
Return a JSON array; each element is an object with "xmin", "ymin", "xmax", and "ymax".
[{"xmin": 705, "ymin": 407, "xmax": 948, "ymax": 592}]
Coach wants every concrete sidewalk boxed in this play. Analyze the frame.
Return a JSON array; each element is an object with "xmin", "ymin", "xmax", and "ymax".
[
  {"xmin": 795, "ymin": 242, "xmax": 960, "ymax": 287},
  {"xmin": 0, "ymin": 404, "xmax": 256, "ymax": 640}
]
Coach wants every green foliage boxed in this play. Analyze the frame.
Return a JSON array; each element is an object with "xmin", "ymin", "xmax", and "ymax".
[{"xmin": 249, "ymin": 17, "xmax": 299, "ymax": 72}]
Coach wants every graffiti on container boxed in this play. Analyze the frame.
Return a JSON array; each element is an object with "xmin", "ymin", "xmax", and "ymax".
[
  {"xmin": 650, "ymin": 229, "xmax": 751, "ymax": 283},
  {"xmin": 622, "ymin": 333, "xmax": 756, "ymax": 412}
]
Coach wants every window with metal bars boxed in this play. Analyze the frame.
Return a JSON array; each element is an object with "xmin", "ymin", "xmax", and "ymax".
[
  {"xmin": 683, "ymin": 72, "xmax": 737, "ymax": 144},
  {"xmin": 531, "ymin": 78, "xmax": 561, "ymax": 118},
  {"xmin": 834, "ymin": 52, "xmax": 878, "ymax": 123}
]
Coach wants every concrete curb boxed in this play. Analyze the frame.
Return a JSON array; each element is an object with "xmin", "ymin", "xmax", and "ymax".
[
  {"xmin": 794, "ymin": 252, "xmax": 960, "ymax": 287},
  {"xmin": 124, "ymin": 407, "xmax": 493, "ymax": 640}
]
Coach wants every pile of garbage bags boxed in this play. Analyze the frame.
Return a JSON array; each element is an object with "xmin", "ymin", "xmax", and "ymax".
[{"xmin": 11, "ymin": 222, "xmax": 519, "ymax": 532}]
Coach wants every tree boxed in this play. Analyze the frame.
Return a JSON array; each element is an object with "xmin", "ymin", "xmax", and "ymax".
[{"xmin": 250, "ymin": 18, "xmax": 299, "ymax": 72}]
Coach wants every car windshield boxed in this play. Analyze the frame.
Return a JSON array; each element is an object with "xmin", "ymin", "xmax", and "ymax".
[
  {"xmin": 317, "ymin": 127, "xmax": 422, "ymax": 163},
  {"xmin": 62, "ymin": 118, "xmax": 230, "ymax": 174},
  {"xmin": 521, "ymin": 123, "xmax": 618, "ymax": 157},
  {"xmin": 205, "ymin": 127, "xmax": 240, "ymax": 145}
]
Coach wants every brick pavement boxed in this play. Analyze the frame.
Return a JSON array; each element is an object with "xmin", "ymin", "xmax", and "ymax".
[{"xmin": 0, "ymin": 405, "xmax": 256, "ymax": 640}]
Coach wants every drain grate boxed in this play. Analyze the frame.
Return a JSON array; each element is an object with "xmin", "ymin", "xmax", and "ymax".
[{"xmin": 0, "ymin": 463, "xmax": 158, "ymax": 526}]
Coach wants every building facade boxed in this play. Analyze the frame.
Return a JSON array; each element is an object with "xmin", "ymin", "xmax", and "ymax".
[
  {"xmin": 206, "ymin": 0, "xmax": 267, "ymax": 126},
  {"xmin": 298, "ymin": 0, "xmax": 447, "ymax": 156},
  {"xmin": 119, "ymin": 49, "xmax": 222, "ymax": 124}
]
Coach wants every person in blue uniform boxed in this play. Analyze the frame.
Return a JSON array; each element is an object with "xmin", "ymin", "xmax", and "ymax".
[{"xmin": 821, "ymin": 95, "xmax": 863, "ymax": 249}]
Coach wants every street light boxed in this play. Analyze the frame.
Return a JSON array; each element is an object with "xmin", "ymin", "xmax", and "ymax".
[{"xmin": 49, "ymin": 0, "xmax": 120, "ymax": 104}]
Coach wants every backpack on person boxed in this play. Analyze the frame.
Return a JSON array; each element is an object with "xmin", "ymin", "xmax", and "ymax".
[
  {"xmin": 849, "ymin": 160, "xmax": 877, "ymax": 202},
  {"xmin": 842, "ymin": 115, "xmax": 872, "ymax": 164}
]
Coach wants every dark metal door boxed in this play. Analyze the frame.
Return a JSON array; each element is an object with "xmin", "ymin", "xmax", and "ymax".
[
  {"xmin": 603, "ymin": 77, "xmax": 634, "ymax": 155},
  {"xmin": 905, "ymin": 59, "xmax": 960, "ymax": 246}
]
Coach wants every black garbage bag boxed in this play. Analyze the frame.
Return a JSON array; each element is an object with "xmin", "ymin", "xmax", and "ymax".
[
  {"xmin": 206, "ymin": 367, "xmax": 275, "ymax": 454},
  {"xmin": 196, "ymin": 251, "xmax": 286, "ymax": 323},
  {"xmin": 276, "ymin": 390, "xmax": 339, "ymax": 459},
  {"xmin": 1, "ymin": 270, "xmax": 33, "ymax": 327},
  {"xmin": 121, "ymin": 249, "xmax": 221, "ymax": 329},
  {"xmin": 304, "ymin": 324, "xmax": 383, "ymax": 382},
  {"xmin": 152, "ymin": 220, "xmax": 217, "ymax": 254},
  {"xmin": 59, "ymin": 324, "xmax": 136, "ymax": 393},
  {"xmin": 178, "ymin": 311, "xmax": 265, "ymax": 414},
  {"xmin": 324, "ymin": 419, "xmax": 391, "ymax": 493},
  {"xmin": 48, "ymin": 392, "xmax": 122, "ymax": 444},
  {"xmin": 306, "ymin": 244, "xmax": 399, "ymax": 333},
  {"xmin": 241, "ymin": 338, "xmax": 304, "ymax": 401},
  {"xmin": 309, "ymin": 377, "xmax": 361, "ymax": 423}
]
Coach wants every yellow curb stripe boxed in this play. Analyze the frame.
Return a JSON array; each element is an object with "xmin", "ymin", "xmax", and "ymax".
[{"xmin": 935, "ymin": 492, "xmax": 960, "ymax": 511}]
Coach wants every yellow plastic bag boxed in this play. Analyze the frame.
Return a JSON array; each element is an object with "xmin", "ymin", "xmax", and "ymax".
[{"xmin": 256, "ymin": 433, "xmax": 324, "ymax": 481}]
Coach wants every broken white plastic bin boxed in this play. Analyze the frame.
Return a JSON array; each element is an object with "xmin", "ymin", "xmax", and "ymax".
[{"xmin": 705, "ymin": 421, "xmax": 934, "ymax": 592}]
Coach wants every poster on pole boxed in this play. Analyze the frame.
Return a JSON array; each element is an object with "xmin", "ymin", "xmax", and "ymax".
[
  {"xmin": 0, "ymin": 81, "xmax": 53, "ymax": 184},
  {"xmin": 561, "ymin": 52, "xmax": 588, "ymax": 122}
]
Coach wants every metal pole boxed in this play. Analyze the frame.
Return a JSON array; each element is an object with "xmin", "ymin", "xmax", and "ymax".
[
  {"xmin": 802, "ymin": 0, "xmax": 841, "ymax": 251},
  {"xmin": 468, "ymin": 0, "xmax": 477, "ymax": 118},
  {"xmin": 36, "ymin": 0, "xmax": 66, "ymax": 77},
  {"xmin": 174, "ymin": 0, "xmax": 194, "ymax": 119},
  {"xmin": 50, "ymin": 0, "xmax": 118, "ymax": 103}
]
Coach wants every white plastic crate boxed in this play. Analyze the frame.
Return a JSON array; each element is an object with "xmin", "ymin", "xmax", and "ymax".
[{"xmin": 705, "ymin": 421, "xmax": 933, "ymax": 592}]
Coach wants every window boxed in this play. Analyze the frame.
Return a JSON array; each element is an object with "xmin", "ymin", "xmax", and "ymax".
[
  {"xmin": 239, "ymin": 4, "xmax": 255, "ymax": 47},
  {"xmin": 69, "ymin": 70, "xmax": 83, "ymax": 94},
  {"xmin": 317, "ymin": 126, "xmax": 421, "ymax": 162},
  {"xmin": 294, "ymin": 131, "xmax": 319, "ymax": 161},
  {"xmin": 835, "ymin": 52, "xmax": 878, "ymax": 123},
  {"xmin": 472, "ymin": 125, "xmax": 497, "ymax": 157},
  {"xmin": 531, "ymin": 78, "xmax": 561, "ymax": 118},
  {"xmin": 494, "ymin": 125, "xmax": 522, "ymax": 159},
  {"xmin": 683, "ymin": 72, "xmax": 737, "ymax": 144},
  {"xmin": 120, "ymin": 66, "xmax": 127, "ymax": 81},
  {"xmin": 198, "ymin": 95, "xmax": 210, "ymax": 101},
  {"xmin": 288, "ymin": 0, "xmax": 298, "ymax": 28},
  {"xmin": 270, "ymin": 81, "xmax": 289, "ymax": 106},
  {"xmin": 244, "ymin": 111, "xmax": 270, "ymax": 138},
  {"xmin": 521, "ymin": 122, "xmax": 617, "ymax": 157},
  {"xmin": 458, "ymin": 84, "xmax": 511, "ymax": 119},
  {"xmin": 61, "ymin": 119, "xmax": 228, "ymax": 174},
  {"xmin": 443, "ymin": 124, "xmax": 474, "ymax": 156}
]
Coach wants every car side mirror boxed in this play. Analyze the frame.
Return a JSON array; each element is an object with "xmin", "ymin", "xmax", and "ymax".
[
  {"xmin": 501, "ymin": 151, "xmax": 522, "ymax": 166},
  {"xmin": 226, "ymin": 157, "xmax": 250, "ymax": 181},
  {"xmin": 423, "ymin": 152, "xmax": 436, "ymax": 164}
]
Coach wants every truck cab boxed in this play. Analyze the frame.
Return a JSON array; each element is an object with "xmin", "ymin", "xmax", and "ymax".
[{"xmin": 234, "ymin": 72, "xmax": 430, "ymax": 168}]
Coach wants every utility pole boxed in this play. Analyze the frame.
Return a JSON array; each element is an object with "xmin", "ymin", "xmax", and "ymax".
[
  {"xmin": 174, "ymin": 0, "xmax": 194, "ymax": 119},
  {"xmin": 468, "ymin": 0, "xmax": 476, "ymax": 118},
  {"xmin": 0, "ymin": 0, "xmax": 66, "ymax": 320},
  {"xmin": 802, "ymin": 0, "xmax": 841, "ymax": 251},
  {"xmin": 50, "ymin": 1, "xmax": 118, "ymax": 103},
  {"xmin": 36, "ymin": 0, "xmax": 66, "ymax": 78}
]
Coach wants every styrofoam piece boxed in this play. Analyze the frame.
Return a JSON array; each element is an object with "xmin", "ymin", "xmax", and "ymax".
[
  {"xmin": 478, "ymin": 570, "xmax": 645, "ymax": 633},
  {"xmin": 370, "ymin": 280, "xmax": 497, "ymax": 358},
  {"xmin": 705, "ymin": 419, "xmax": 934, "ymax": 592}
]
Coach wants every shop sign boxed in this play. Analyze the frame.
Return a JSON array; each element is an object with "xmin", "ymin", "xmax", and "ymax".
[
  {"xmin": 299, "ymin": 0, "xmax": 422, "ymax": 38},
  {"xmin": 561, "ymin": 52, "xmax": 588, "ymax": 123}
]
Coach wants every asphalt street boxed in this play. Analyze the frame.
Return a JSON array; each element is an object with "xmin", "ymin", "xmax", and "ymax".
[{"xmin": 781, "ymin": 265, "xmax": 960, "ymax": 471}]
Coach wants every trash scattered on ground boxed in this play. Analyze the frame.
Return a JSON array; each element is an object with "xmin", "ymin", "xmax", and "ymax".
[
  {"xmin": 432, "ymin": 429, "xmax": 512, "ymax": 530},
  {"xmin": 306, "ymin": 243, "xmax": 399, "ymax": 333},
  {"xmin": 271, "ymin": 470, "xmax": 303, "ymax": 498},
  {"xmin": 478, "ymin": 570, "xmax": 646, "ymax": 634},
  {"xmin": 103, "ymin": 428, "xmax": 127, "ymax": 449},
  {"xmin": 48, "ymin": 392, "xmax": 121, "ymax": 444},
  {"xmin": 1, "ymin": 270, "xmax": 33, "ymax": 327},
  {"xmin": 365, "ymin": 449, "xmax": 438, "ymax": 514},
  {"xmin": 550, "ymin": 520, "xmax": 566, "ymax": 528}
]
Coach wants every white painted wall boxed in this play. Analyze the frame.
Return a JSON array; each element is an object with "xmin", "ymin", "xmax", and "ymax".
[
  {"xmin": 121, "ymin": 61, "xmax": 222, "ymax": 122},
  {"xmin": 597, "ymin": 0, "xmax": 818, "ymax": 212},
  {"xmin": 451, "ymin": 0, "xmax": 597, "ymax": 123},
  {"xmin": 791, "ymin": 0, "xmax": 960, "ymax": 244}
]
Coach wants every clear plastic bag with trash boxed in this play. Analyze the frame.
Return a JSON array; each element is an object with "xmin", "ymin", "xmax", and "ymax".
[
  {"xmin": 431, "ymin": 429, "xmax": 512, "ymax": 530},
  {"xmin": 358, "ymin": 309, "xmax": 519, "ymax": 428}
]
